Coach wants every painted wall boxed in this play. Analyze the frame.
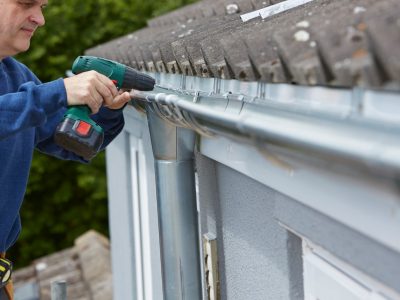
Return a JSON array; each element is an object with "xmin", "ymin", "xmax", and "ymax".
[{"xmin": 196, "ymin": 154, "xmax": 304, "ymax": 300}]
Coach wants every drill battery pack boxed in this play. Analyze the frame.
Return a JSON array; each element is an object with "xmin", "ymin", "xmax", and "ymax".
[{"xmin": 54, "ymin": 116, "xmax": 104, "ymax": 161}]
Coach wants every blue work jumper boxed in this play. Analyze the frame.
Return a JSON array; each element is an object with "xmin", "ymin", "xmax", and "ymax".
[{"xmin": 0, "ymin": 57, "xmax": 125, "ymax": 252}]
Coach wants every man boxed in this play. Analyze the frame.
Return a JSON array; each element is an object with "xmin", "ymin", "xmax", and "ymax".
[{"xmin": 0, "ymin": 0, "xmax": 132, "ymax": 298}]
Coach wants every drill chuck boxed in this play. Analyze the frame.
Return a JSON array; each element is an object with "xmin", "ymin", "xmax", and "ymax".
[{"xmin": 122, "ymin": 66, "xmax": 155, "ymax": 91}]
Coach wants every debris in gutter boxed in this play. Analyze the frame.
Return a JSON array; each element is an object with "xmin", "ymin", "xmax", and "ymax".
[
  {"xmin": 294, "ymin": 30, "xmax": 310, "ymax": 42},
  {"xmin": 226, "ymin": 4, "xmax": 240, "ymax": 15}
]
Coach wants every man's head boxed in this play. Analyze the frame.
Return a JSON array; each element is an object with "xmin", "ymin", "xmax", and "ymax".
[{"xmin": 0, "ymin": 0, "xmax": 47, "ymax": 59}]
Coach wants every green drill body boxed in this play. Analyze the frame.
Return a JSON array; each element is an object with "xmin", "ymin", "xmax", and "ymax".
[{"xmin": 54, "ymin": 56, "xmax": 155, "ymax": 160}]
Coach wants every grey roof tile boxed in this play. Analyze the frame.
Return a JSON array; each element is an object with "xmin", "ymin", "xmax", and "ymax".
[{"xmin": 86, "ymin": 0, "xmax": 400, "ymax": 90}]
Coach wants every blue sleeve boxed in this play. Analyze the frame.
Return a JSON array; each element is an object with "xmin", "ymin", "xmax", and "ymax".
[
  {"xmin": 0, "ymin": 78, "xmax": 67, "ymax": 140},
  {"xmin": 92, "ymin": 106, "xmax": 125, "ymax": 150},
  {"xmin": 0, "ymin": 57, "xmax": 125, "ymax": 162}
]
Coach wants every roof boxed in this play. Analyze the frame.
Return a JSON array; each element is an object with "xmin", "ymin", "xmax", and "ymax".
[
  {"xmin": 13, "ymin": 230, "xmax": 112, "ymax": 300},
  {"xmin": 87, "ymin": 0, "xmax": 400, "ymax": 90}
]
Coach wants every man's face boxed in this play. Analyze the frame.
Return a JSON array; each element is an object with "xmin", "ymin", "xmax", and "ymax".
[{"xmin": 0, "ymin": 0, "xmax": 47, "ymax": 59}]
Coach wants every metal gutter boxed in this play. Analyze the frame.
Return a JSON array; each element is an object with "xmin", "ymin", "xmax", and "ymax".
[{"xmin": 131, "ymin": 85, "xmax": 400, "ymax": 177}]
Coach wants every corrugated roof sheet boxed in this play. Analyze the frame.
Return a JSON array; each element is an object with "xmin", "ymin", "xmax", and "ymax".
[{"xmin": 87, "ymin": 0, "xmax": 400, "ymax": 90}]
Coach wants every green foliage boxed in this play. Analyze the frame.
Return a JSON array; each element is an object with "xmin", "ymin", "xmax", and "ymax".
[
  {"xmin": 9, "ymin": 0, "xmax": 197, "ymax": 268},
  {"xmin": 17, "ymin": 0, "xmax": 197, "ymax": 81},
  {"xmin": 10, "ymin": 152, "xmax": 109, "ymax": 267}
]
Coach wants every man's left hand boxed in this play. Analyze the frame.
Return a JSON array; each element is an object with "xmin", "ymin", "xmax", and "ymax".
[{"xmin": 105, "ymin": 91, "xmax": 131, "ymax": 110}]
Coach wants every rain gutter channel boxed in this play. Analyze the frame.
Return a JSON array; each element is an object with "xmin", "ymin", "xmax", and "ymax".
[{"xmin": 133, "ymin": 74, "xmax": 400, "ymax": 177}]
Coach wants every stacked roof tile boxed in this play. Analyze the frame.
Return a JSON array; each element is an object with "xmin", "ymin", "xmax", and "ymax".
[
  {"xmin": 87, "ymin": 0, "xmax": 400, "ymax": 90},
  {"xmin": 13, "ymin": 231, "xmax": 112, "ymax": 300}
]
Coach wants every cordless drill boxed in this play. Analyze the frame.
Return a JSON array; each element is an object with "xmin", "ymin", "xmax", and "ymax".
[{"xmin": 54, "ymin": 56, "xmax": 155, "ymax": 160}]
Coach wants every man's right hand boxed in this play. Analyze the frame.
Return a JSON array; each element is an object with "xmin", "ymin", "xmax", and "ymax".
[{"xmin": 63, "ymin": 71, "xmax": 119, "ymax": 114}]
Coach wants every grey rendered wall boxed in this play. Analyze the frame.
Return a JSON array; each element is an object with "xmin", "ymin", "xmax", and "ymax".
[
  {"xmin": 196, "ymin": 150, "xmax": 400, "ymax": 299},
  {"xmin": 196, "ymin": 153, "xmax": 304, "ymax": 300}
]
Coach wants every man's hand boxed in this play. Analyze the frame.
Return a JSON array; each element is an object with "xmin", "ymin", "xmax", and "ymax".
[
  {"xmin": 64, "ymin": 71, "xmax": 124, "ymax": 114},
  {"xmin": 105, "ymin": 90, "xmax": 132, "ymax": 110}
]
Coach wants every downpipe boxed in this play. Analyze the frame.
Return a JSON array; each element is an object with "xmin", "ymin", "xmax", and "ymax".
[{"xmin": 146, "ymin": 107, "xmax": 202, "ymax": 300}]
